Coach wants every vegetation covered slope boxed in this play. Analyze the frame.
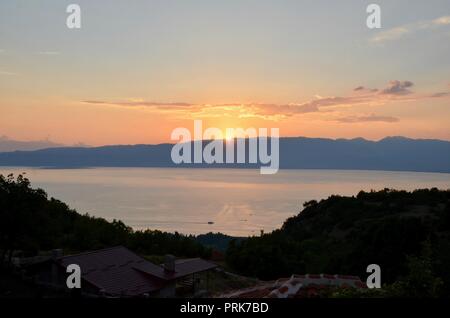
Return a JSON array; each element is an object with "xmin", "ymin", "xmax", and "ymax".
[
  {"xmin": 0, "ymin": 174, "xmax": 210, "ymax": 263},
  {"xmin": 2, "ymin": 172, "xmax": 450, "ymax": 296},
  {"xmin": 226, "ymin": 188, "xmax": 450, "ymax": 295}
]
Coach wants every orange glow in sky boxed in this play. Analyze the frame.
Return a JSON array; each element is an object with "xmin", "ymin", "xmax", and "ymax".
[{"xmin": 1, "ymin": 1, "xmax": 449, "ymax": 146}]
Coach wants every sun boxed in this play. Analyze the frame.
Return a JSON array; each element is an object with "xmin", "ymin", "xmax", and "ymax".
[{"xmin": 225, "ymin": 130, "xmax": 234, "ymax": 141}]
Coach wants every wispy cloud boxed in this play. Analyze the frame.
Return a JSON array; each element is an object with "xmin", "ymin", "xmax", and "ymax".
[
  {"xmin": 371, "ymin": 27, "xmax": 409, "ymax": 43},
  {"xmin": 0, "ymin": 70, "xmax": 18, "ymax": 76},
  {"xmin": 429, "ymin": 92, "xmax": 450, "ymax": 98},
  {"xmin": 335, "ymin": 114, "xmax": 399, "ymax": 123},
  {"xmin": 379, "ymin": 80, "xmax": 414, "ymax": 95},
  {"xmin": 83, "ymin": 100, "xmax": 192, "ymax": 108},
  {"xmin": 370, "ymin": 15, "xmax": 450, "ymax": 43},
  {"xmin": 82, "ymin": 80, "xmax": 449, "ymax": 121},
  {"xmin": 419, "ymin": 15, "xmax": 450, "ymax": 28}
]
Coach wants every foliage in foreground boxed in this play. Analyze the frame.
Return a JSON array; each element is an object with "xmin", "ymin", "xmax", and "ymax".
[
  {"xmin": 0, "ymin": 174, "xmax": 210, "ymax": 263},
  {"xmin": 226, "ymin": 188, "xmax": 450, "ymax": 296}
]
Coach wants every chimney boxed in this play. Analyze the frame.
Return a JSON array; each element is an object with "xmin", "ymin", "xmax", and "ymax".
[
  {"xmin": 164, "ymin": 254, "xmax": 176, "ymax": 272},
  {"xmin": 51, "ymin": 249, "xmax": 63, "ymax": 260},
  {"xmin": 51, "ymin": 249, "xmax": 63, "ymax": 286}
]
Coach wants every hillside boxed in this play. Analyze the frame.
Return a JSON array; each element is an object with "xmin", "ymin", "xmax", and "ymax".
[
  {"xmin": 0, "ymin": 137, "xmax": 449, "ymax": 172},
  {"xmin": 226, "ymin": 188, "xmax": 450, "ymax": 295},
  {"xmin": 2, "ymin": 173, "xmax": 450, "ymax": 296},
  {"xmin": 0, "ymin": 174, "xmax": 210, "ymax": 262}
]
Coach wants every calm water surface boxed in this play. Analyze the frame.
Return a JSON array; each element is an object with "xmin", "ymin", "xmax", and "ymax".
[{"xmin": 1, "ymin": 167, "xmax": 449, "ymax": 236}]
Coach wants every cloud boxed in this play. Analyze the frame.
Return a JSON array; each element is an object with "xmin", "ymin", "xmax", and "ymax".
[
  {"xmin": 82, "ymin": 98, "xmax": 368, "ymax": 120},
  {"xmin": 0, "ymin": 70, "xmax": 18, "ymax": 76},
  {"xmin": 371, "ymin": 27, "xmax": 409, "ymax": 43},
  {"xmin": 83, "ymin": 100, "xmax": 193, "ymax": 108},
  {"xmin": 82, "ymin": 80, "xmax": 449, "ymax": 121},
  {"xmin": 433, "ymin": 15, "xmax": 450, "ymax": 25},
  {"xmin": 370, "ymin": 15, "xmax": 450, "ymax": 43},
  {"xmin": 335, "ymin": 114, "xmax": 399, "ymax": 123},
  {"xmin": 353, "ymin": 86, "xmax": 378, "ymax": 93},
  {"xmin": 353, "ymin": 81, "xmax": 416, "ymax": 96},
  {"xmin": 429, "ymin": 92, "xmax": 450, "ymax": 98},
  {"xmin": 379, "ymin": 80, "xmax": 414, "ymax": 95}
]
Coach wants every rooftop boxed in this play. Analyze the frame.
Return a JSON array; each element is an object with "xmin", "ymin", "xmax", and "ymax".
[
  {"xmin": 220, "ymin": 274, "xmax": 367, "ymax": 298},
  {"xmin": 57, "ymin": 246, "xmax": 217, "ymax": 297}
]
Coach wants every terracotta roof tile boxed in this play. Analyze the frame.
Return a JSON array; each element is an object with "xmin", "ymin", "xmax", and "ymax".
[{"xmin": 220, "ymin": 273, "xmax": 367, "ymax": 298}]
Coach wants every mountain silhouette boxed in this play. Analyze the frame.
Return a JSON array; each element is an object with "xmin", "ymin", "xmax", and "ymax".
[
  {"xmin": 0, "ymin": 135, "xmax": 64, "ymax": 152},
  {"xmin": 0, "ymin": 136, "xmax": 449, "ymax": 173}
]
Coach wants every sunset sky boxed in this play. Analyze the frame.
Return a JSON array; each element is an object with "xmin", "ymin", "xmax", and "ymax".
[{"xmin": 1, "ymin": 0, "xmax": 450, "ymax": 146}]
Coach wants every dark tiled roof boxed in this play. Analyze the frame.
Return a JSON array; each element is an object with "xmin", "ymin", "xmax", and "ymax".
[
  {"xmin": 57, "ymin": 246, "xmax": 217, "ymax": 297},
  {"xmin": 134, "ymin": 258, "xmax": 218, "ymax": 280},
  {"xmin": 58, "ymin": 246, "xmax": 165, "ymax": 296}
]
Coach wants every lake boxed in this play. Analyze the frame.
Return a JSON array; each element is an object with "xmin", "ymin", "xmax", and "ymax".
[{"xmin": 1, "ymin": 167, "xmax": 449, "ymax": 236}]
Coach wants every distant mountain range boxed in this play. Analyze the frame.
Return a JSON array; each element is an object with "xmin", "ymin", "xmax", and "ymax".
[
  {"xmin": 0, "ymin": 136, "xmax": 64, "ymax": 152},
  {"xmin": 0, "ymin": 136, "xmax": 449, "ymax": 173}
]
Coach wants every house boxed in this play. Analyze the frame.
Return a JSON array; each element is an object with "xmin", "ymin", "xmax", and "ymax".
[
  {"xmin": 24, "ymin": 246, "xmax": 218, "ymax": 297},
  {"xmin": 220, "ymin": 274, "xmax": 367, "ymax": 298}
]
